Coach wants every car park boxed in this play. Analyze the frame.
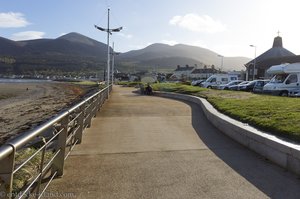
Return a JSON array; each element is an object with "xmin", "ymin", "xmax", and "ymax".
[
  {"xmin": 201, "ymin": 74, "xmax": 238, "ymax": 88},
  {"xmin": 191, "ymin": 79, "xmax": 205, "ymax": 86},
  {"xmin": 228, "ymin": 81, "xmax": 249, "ymax": 90},
  {"xmin": 289, "ymin": 89, "xmax": 300, "ymax": 97},
  {"xmin": 253, "ymin": 80, "xmax": 270, "ymax": 93},
  {"xmin": 263, "ymin": 63, "xmax": 300, "ymax": 96},
  {"xmin": 217, "ymin": 80, "xmax": 243, "ymax": 90},
  {"xmin": 239, "ymin": 80, "xmax": 260, "ymax": 92}
]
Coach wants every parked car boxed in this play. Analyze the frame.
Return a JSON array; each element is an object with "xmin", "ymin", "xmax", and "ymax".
[
  {"xmin": 229, "ymin": 81, "xmax": 249, "ymax": 90},
  {"xmin": 253, "ymin": 80, "xmax": 270, "ymax": 93},
  {"xmin": 191, "ymin": 79, "xmax": 205, "ymax": 86},
  {"xmin": 239, "ymin": 80, "xmax": 262, "ymax": 92},
  {"xmin": 289, "ymin": 89, "xmax": 300, "ymax": 97},
  {"xmin": 217, "ymin": 80, "xmax": 244, "ymax": 90}
]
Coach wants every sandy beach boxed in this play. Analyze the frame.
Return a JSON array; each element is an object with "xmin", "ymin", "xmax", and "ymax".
[{"xmin": 0, "ymin": 81, "xmax": 96, "ymax": 144}]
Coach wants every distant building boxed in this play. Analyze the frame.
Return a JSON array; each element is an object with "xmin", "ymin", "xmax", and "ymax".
[
  {"xmin": 190, "ymin": 67, "xmax": 219, "ymax": 79},
  {"xmin": 245, "ymin": 35, "xmax": 300, "ymax": 80},
  {"xmin": 228, "ymin": 71, "xmax": 245, "ymax": 80},
  {"xmin": 171, "ymin": 65, "xmax": 195, "ymax": 80},
  {"xmin": 171, "ymin": 65, "xmax": 219, "ymax": 80}
]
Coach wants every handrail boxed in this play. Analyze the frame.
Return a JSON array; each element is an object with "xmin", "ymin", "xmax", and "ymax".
[
  {"xmin": 0, "ymin": 111, "xmax": 68, "ymax": 161},
  {"xmin": 0, "ymin": 85, "xmax": 108, "ymax": 161},
  {"xmin": 0, "ymin": 84, "xmax": 112, "ymax": 199},
  {"xmin": 0, "ymin": 145, "xmax": 13, "ymax": 161}
]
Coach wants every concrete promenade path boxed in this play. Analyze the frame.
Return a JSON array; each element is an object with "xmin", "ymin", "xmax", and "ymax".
[{"xmin": 48, "ymin": 86, "xmax": 300, "ymax": 199}]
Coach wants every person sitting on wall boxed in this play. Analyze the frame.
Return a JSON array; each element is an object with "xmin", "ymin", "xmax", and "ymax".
[{"xmin": 145, "ymin": 83, "xmax": 153, "ymax": 95}]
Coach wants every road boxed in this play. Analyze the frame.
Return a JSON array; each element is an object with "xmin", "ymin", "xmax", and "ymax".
[{"xmin": 48, "ymin": 86, "xmax": 300, "ymax": 199}]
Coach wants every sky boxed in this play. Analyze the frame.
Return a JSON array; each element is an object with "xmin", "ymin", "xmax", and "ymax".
[{"xmin": 1, "ymin": 0, "xmax": 300, "ymax": 58}]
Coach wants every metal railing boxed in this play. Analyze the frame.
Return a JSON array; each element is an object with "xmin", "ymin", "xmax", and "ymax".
[{"xmin": 0, "ymin": 85, "xmax": 112, "ymax": 199}]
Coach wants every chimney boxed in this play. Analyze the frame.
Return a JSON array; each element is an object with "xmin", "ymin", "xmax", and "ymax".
[{"xmin": 273, "ymin": 36, "xmax": 283, "ymax": 48}]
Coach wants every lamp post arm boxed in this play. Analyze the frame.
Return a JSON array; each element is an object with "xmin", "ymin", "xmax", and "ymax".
[{"xmin": 111, "ymin": 27, "xmax": 123, "ymax": 32}]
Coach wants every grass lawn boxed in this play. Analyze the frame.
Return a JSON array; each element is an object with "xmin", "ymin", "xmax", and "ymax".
[{"xmin": 152, "ymin": 83, "xmax": 300, "ymax": 142}]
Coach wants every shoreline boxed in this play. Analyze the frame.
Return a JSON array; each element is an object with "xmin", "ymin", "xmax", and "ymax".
[
  {"xmin": 0, "ymin": 82, "xmax": 97, "ymax": 145},
  {"xmin": 0, "ymin": 78, "xmax": 52, "ymax": 83}
]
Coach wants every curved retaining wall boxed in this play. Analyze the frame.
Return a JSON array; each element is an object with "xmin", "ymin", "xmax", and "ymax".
[{"xmin": 156, "ymin": 92, "xmax": 300, "ymax": 175}]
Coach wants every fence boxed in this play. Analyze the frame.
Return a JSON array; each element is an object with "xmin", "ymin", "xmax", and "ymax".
[{"xmin": 0, "ymin": 85, "xmax": 112, "ymax": 199}]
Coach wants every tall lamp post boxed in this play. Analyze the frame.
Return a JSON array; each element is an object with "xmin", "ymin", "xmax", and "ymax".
[
  {"xmin": 217, "ymin": 54, "xmax": 224, "ymax": 72},
  {"xmin": 250, "ymin": 45, "xmax": 256, "ymax": 80},
  {"xmin": 94, "ymin": 8, "xmax": 122, "ymax": 87}
]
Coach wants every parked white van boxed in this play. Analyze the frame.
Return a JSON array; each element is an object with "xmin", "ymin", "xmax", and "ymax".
[
  {"xmin": 263, "ymin": 63, "xmax": 300, "ymax": 96},
  {"xmin": 201, "ymin": 74, "xmax": 238, "ymax": 88}
]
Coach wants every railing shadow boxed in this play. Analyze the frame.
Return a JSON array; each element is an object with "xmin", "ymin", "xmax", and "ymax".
[{"xmin": 183, "ymin": 99, "xmax": 300, "ymax": 199}]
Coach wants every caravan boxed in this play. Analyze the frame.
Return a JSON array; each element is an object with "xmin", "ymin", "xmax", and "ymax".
[
  {"xmin": 200, "ymin": 74, "xmax": 238, "ymax": 88},
  {"xmin": 263, "ymin": 63, "xmax": 300, "ymax": 96}
]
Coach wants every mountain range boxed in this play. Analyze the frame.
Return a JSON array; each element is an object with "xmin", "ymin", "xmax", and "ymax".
[
  {"xmin": 117, "ymin": 43, "xmax": 250, "ymax": 71},
  {"xmin": 0, "ymin": 32, "xmax": 250, "ymax": 75}
]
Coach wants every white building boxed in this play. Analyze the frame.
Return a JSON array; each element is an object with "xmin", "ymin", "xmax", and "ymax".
[
  {"xmin": 171, "ymin": 65, "xmax": 219, "ymax": 80},
  {"xmin": 170, "ymin": 65, "xmax": 195, "ymax": 80},
  {"xmin": 190, "ymin": 68, "xmax": 219, "ymax": 79}
]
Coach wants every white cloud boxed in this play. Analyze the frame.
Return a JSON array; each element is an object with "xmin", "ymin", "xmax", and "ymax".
[
  {"xmin": 169, "ymin": 16, "xmax": 182, "ymax": 25},
  {"xmin": 11, "ymin": 31, "xmax": 45, "ymax": 41},
  {"xmin": 161, "ymin": 40, "xmax": 179, "ymax": 46},
  {"xmin": 169, "ymin": 13, "xmax": 226, "ymax": 33},
  {"xmin": 59, "ymin": 32, "xmax": 67, "ymax": 37},
  {"xmin": 146, "ymin": 42, "xmax": 154, "ymax": 46},
  {"xmin": 117, "ymin": 32, "xmax": 133, "ymax": 39},
  {"xmin": 0, "ymin": 12, "xmax": 30, "ymax": 28}
]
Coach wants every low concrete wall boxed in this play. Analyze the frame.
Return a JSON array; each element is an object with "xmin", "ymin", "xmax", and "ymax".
[{"xmin": 156, "ymin": 92, "xmax": 300, "ymax": 175}]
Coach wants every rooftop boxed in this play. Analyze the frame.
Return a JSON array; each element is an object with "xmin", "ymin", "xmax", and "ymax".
[
  {"xmin": 246, "ymin": 36, "xmax": 295, "ymax": 66},
  {"xmin": 174, "ymin": 66, "xmax": 195, "ymax": 71}
]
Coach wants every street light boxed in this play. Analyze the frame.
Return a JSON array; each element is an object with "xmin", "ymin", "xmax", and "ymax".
[
  {"xmin": 249, "ymin": 45, "xmax": 256, "ymax": 80},
  {"xmin": 94, "ymin": 8, "xmax": 122, "ymax": 88},
  {"xmin": 217, "ymin": 54, "xmax": 224, "ymax": 71}
]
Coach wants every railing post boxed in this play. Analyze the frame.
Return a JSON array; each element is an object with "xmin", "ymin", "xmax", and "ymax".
[
  {"xmin": 75, "ymin": 106, "xmax": 84, "ymax": 144},
  {"xmin": 95, "ymin": 93, "xmax": 101, "ymax": 113},
  {"xmin": 92, "ymin": 97, "xmax": 98, "ymax": 118},
  {"xmin": 52, "ymin": 115, "xmax": 68, "ymax": 177},
  {"xmin": 86, "ymin": 103, "xmax": 92, "ymax": 128},
  {"xmin": 100, "ymin": 92, "xmax": 104, "ymax": 107},
  {"xmin": 0, "ymin": 147, "xmax": 15, "ymax": 199},
  {"xmin": 106, "ymin": 87, "xmax": 109, "ymax": 100}
]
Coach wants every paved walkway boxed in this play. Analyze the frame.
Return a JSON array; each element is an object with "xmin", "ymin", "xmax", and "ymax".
[{"xmin": 48, "ymin": 86, "xmax": 300, "ymax": 199}]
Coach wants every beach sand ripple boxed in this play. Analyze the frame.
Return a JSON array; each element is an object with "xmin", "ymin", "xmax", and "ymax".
[{"xmin": 0, "ymin": 82, "xmax": 95, "ymax": 144}]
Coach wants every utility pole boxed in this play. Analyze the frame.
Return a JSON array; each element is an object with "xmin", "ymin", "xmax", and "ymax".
[
  {"xmin": 111, "ymin": 42, "xmax": 114, "ymax": 85},
  {"xmin": 250, "ymin": 45, "xmax": 257, "ymax": 80},
  {"xmin": 94, "ymin": 8, "xmax": 122, "ymax": 88},
  {"xmin": 217, "ymin": 54, "xmax": 224, "ymax": 71}
]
